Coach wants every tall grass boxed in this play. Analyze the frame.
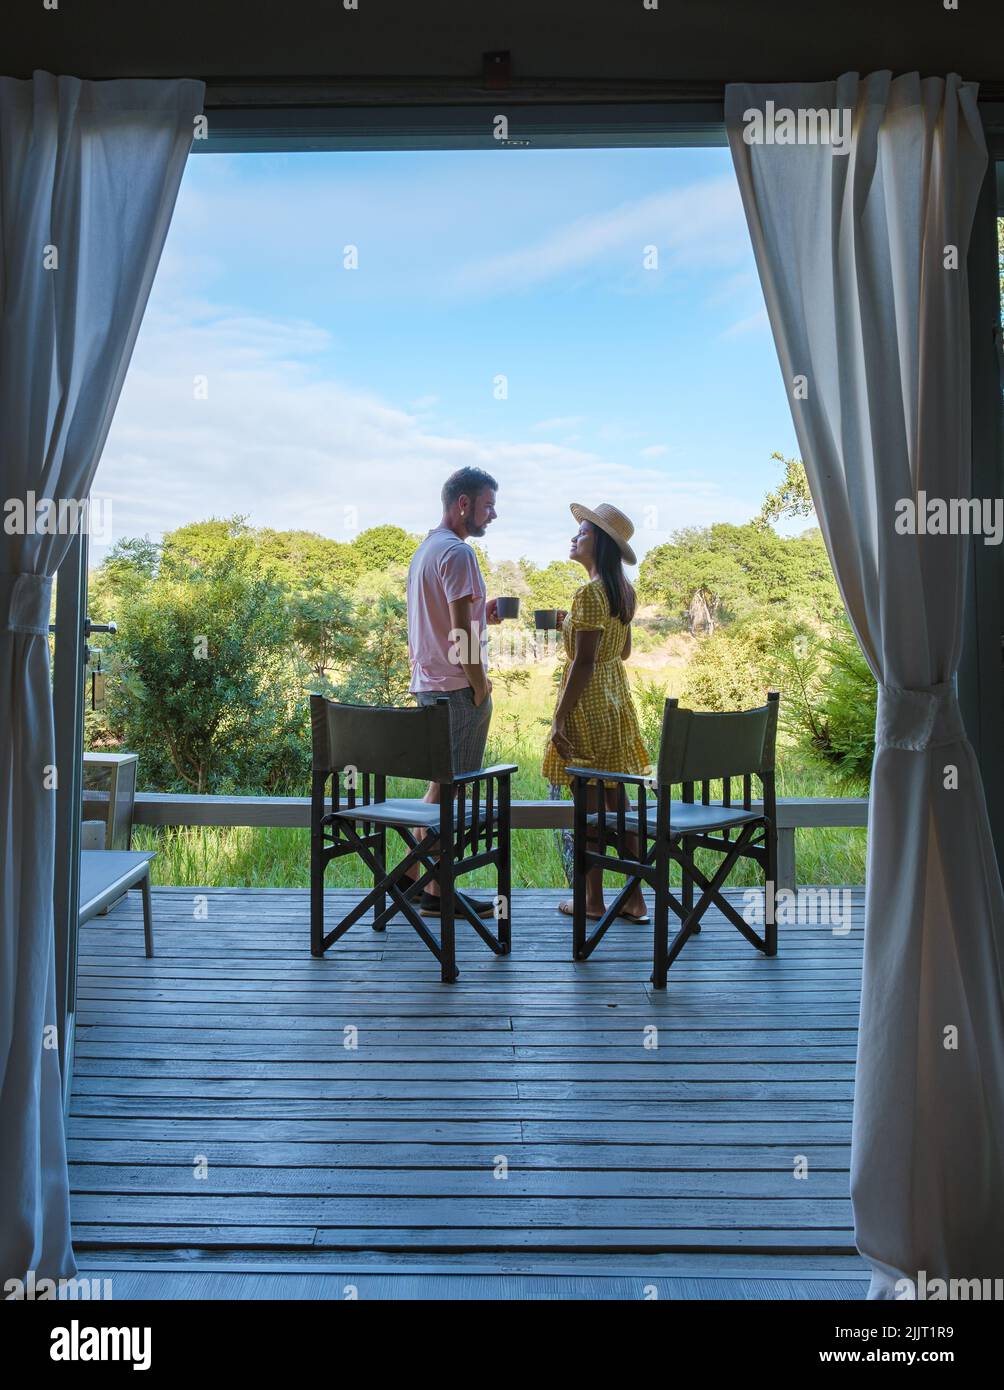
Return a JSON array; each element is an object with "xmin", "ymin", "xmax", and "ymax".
[{"xmin": 132, "ymin": 662, "xmax": 867, "ymax": 889}]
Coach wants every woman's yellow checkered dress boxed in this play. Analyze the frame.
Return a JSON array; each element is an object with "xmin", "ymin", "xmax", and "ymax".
[{"xmin": 542, "ymin": 578, "xmax": 651, "ymax": 788}]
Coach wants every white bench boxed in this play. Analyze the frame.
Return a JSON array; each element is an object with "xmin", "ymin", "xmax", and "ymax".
[{"xmin": 79, "ymin": 850, "xmax": 156, "ymax": 957}]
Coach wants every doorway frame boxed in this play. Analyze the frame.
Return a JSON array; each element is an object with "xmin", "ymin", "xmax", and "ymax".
[
  {"xmin": 51, "ymin": 95, "xmax": 1004, "ymax": 1107},
  {"xmin": 52, "ymin": 526, "xmax": 89, "ymax": 1107}
]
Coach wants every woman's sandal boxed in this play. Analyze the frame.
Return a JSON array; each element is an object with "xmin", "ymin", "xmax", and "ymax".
[
  {"xmin": 618, "ymin": 907, "xmax": 650, "ymax": 924},
  {"xmin": 558, "ymin": 900, "xmax": 602, "ymax": 921}
]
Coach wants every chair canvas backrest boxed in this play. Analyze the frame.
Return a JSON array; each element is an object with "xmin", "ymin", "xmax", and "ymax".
[
  {"xmin": 310, "ymin": 694, "xmax": 454, "ymax": 783},
  {"xmin": 656, "ymin": 694, "xmax": 778, "ymax": 786}
]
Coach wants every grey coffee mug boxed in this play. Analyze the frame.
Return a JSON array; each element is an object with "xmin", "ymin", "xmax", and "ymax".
[
  {"xmin": 495, "ymin": 596, "xmax": 520, "ymax": 619},
  {"xmin": 534, "ymin": 609, "xmax": 559, "ymax": 630}
]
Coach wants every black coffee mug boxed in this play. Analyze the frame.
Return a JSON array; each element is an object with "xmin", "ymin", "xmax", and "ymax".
[
  {"xmin": 534, "ymin": 608, "xmax": 559, "ymax": 630},
  {"xmin": 495, "ymin": 596, "xmax": 520, "ymax": 619}
]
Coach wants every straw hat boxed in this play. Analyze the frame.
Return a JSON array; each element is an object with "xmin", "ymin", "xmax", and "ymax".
[{"xmin": 570, "ymin": 502, "xmax": 637, "ymax": 566}]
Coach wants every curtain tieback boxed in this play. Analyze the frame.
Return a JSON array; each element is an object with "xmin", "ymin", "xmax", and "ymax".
[
  {"xmin": 0, "ymin": 573, "xmax": 54, "ymax": 635},
  {"xmin": 876, "ymin": 681, "xmax": 965, "ymax": 751}
]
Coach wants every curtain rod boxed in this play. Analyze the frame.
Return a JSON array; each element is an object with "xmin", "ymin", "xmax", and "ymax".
[
  {"xmin": 203, "ymin": 75, "xmax": 1004, "ymax": 109},
  {"xmin": 203, "ymin": 78, "xmax": 729, "ymax": 108}
]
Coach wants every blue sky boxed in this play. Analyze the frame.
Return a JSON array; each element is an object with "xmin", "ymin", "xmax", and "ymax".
[{"xmin": 94, "ymin": 145, "xmax": 804, "ymax": 567}]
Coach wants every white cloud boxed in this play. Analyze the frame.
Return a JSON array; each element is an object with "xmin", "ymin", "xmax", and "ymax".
[
  {"xmin": 532, "ymin": 416, "xmax": 585, "ymax": 432},
  {"xmin": 639, "ymin": 444, "xmax": 671, "ymax": 459},
  {"xmin": 452, "ymin": 175, "xmax": 746, "ymax": 295},
  {"xmin": 166, "ymin": 155, "xmax": 752, "ymax": 309},
  {"xmin": 94, "ymin": 307, "xmax": 755, "ymax": 566}
]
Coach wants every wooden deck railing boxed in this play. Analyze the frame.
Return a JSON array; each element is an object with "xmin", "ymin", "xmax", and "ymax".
[{"xmin": 133, "ymin": 793, "xmax": 868, "ymax": 893}]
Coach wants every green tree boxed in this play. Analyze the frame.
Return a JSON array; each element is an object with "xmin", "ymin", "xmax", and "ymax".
[
  {"xmin": 160, "ymin": 516, "xmax": 256, "ymax": 574},
  {"xmin": 289, "ymin": 588, "xmax": 356, "ymax": 682},
  {"xmin": 104, "ymin": 564, "xmax": 307, "ymax": 794},
  {"xmin": 640, "ymin": 522, "xmax": 838, "ymax": 633},
  {"xmin": 682, "ymin": 614, "xmax": 788, "ymax": 711},
  {"xmin": 336, "ymin": 590, "xmax": 411, "ymax": 706},
  {"xmin": 86, "ymin": 537, "xmax": 161, "ymax": 639},
  {"xmin": 521, "ymin": 559, "xmax": 582, "ymax": 615},
  {"xmin": 750, "ymin": 452, "xmax": 876, "ymax": 779},
  {"xmin": 96, "ymin": 535, "xmax": 161, "ymax": 587},
  {"xmin": 682, "ymin": 612, "xmax": 875, "ymax": 785},
  {"xmin": 489, "ymin": 558, "xmax": 531, "ymax": 600},
  {"xmin": 351, "ymin": 525, "xmax": 418, "ymax": 574},
  {"xmin": 257, "ymin": 528, "xmax": 357, "ymax": 593},
  {"xmin": 469, "ymin": 540, "xmax": 491, "ymax": 578},
  {"xmin": 640, "ymin": 528, "xmax": 743, "ymax": 633},
  {"xmin": 754, "ymin": 452, "xmax": 815, "ymax": 529}
]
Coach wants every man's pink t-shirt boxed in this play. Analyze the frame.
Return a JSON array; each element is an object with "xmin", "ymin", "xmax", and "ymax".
[{"xmin": 407, "ymin": 526, "xmax": 488, "ymax": 693}]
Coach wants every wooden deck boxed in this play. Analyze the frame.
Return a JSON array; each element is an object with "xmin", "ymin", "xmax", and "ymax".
[{"xmin": 70, "ymin": 885, "xmax": 870, "ymax": 1298}]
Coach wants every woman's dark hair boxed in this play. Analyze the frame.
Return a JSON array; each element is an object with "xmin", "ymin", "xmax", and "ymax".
[{"xmin": 591, "ymin": 524, "xmax": 636, "ymax": 623}]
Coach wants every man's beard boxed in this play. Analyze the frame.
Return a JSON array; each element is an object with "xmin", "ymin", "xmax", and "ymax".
[{"xmin": 467, "ymin": 522, "xmax": 487, "ymax": 538}]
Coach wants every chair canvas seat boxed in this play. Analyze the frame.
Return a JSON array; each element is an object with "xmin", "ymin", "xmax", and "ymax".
[
  {"xmin": 587, "ymin": 801, "xmax": 762, "ymax": 835},
  {"xmin": 332, "ymin": 798, "xmax": 489, "ymax": 829}
]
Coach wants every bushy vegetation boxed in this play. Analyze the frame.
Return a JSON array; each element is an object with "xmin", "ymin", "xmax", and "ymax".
[
  {"xmin": 90, "ymin": 456, "xmax": 877, "ymax": 886},
  {"xmin": 88, "ymin": 514, "xmax": 589, "ymax": 789},
  {"xmin": 103, "ymin": 561, "xmax": 303, "ymax": 793},
  {"xmin": 637, "ymin": 462, "xmax": 876, "ymax": 789}
]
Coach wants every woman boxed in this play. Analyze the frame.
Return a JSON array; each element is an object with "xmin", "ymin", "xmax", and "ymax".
[{"xmin": 543, "ymin": 502, "xmax": 651, "ymax": 923}]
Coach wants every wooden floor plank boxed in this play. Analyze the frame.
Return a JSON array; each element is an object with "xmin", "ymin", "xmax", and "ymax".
[
  {"xmin": 66, "ymin": 1140, "xmax": 853, "ymax": 1169},
  {"xmin": 70, "ymin": 885, "xmax": 866, "ymax": 1278},
  {"xmin": 68, "ymin": 1163, "xmax": 852, "ymax": 1198},
  {"xmin": 66, "ymin": 1268, "xmax": 871, "ymax": 1299}
]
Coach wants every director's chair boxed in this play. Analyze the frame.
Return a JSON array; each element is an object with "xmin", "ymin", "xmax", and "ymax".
[
  {"xmin": 568, "ymin": 691, "xmax": 779, "ymax": 989},
  {"xmin": 310, "ymin": 693, "xmax": 515, "ymax": 983}
]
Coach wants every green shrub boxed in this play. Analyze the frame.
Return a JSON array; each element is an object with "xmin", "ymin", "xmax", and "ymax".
[
  {"xmin": 104, "ymin": 563, "xmax": 308, "ymax": 793},
  {"xmin": 809, "ymin": 619, "xmax": 877, "ymax": 784}
]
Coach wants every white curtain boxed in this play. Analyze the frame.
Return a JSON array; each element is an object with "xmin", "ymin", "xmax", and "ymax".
[
  {"xmin": 0, "ymin": 71, "xmax": 204, "ymax": 1282},
  {"xmin": 726, "ymin": 72, "xmax": 1004, "ymax": 1297}
]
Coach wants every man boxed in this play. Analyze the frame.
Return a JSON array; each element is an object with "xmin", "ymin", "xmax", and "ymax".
[{"xmin": 405, "ymin": 466, "xmax": 501, "ymax": 917}]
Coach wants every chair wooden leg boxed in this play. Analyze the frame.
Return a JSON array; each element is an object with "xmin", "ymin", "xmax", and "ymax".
[
  {"xmin": 652, "ymin": 839, "xmax": 670, "ymax": 990},
  {"xmin": 310, "ymin": 773, "xmax": 326, "ymax": 957},
  {"xmin": 682, "ymin": 834, "xmax": 697, "ymax": 933},
  {"xmin": 439, "ymin": 891, "xmax": 457, "ymax": 981},
  {"xmin": 439, "ymin": 802, "xmax": 458, "ymax": 983},
  {"xmin": 572, "ymin": 780, "xmax": 587, "ymax": 960},
  {"xmin": 372, "ymin": 826, "xmax": 387, "ymax": 932},
  {"xmin": 765, "ymin": 817, "xmax": 778, "ymax": 957},
  {"xmin": 497, "ymin": 776, "xmax": 512, "ymax": 954},
  {"xmin": 140, "ymin": 870, "xmax": 154, "ymax": 958}
]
